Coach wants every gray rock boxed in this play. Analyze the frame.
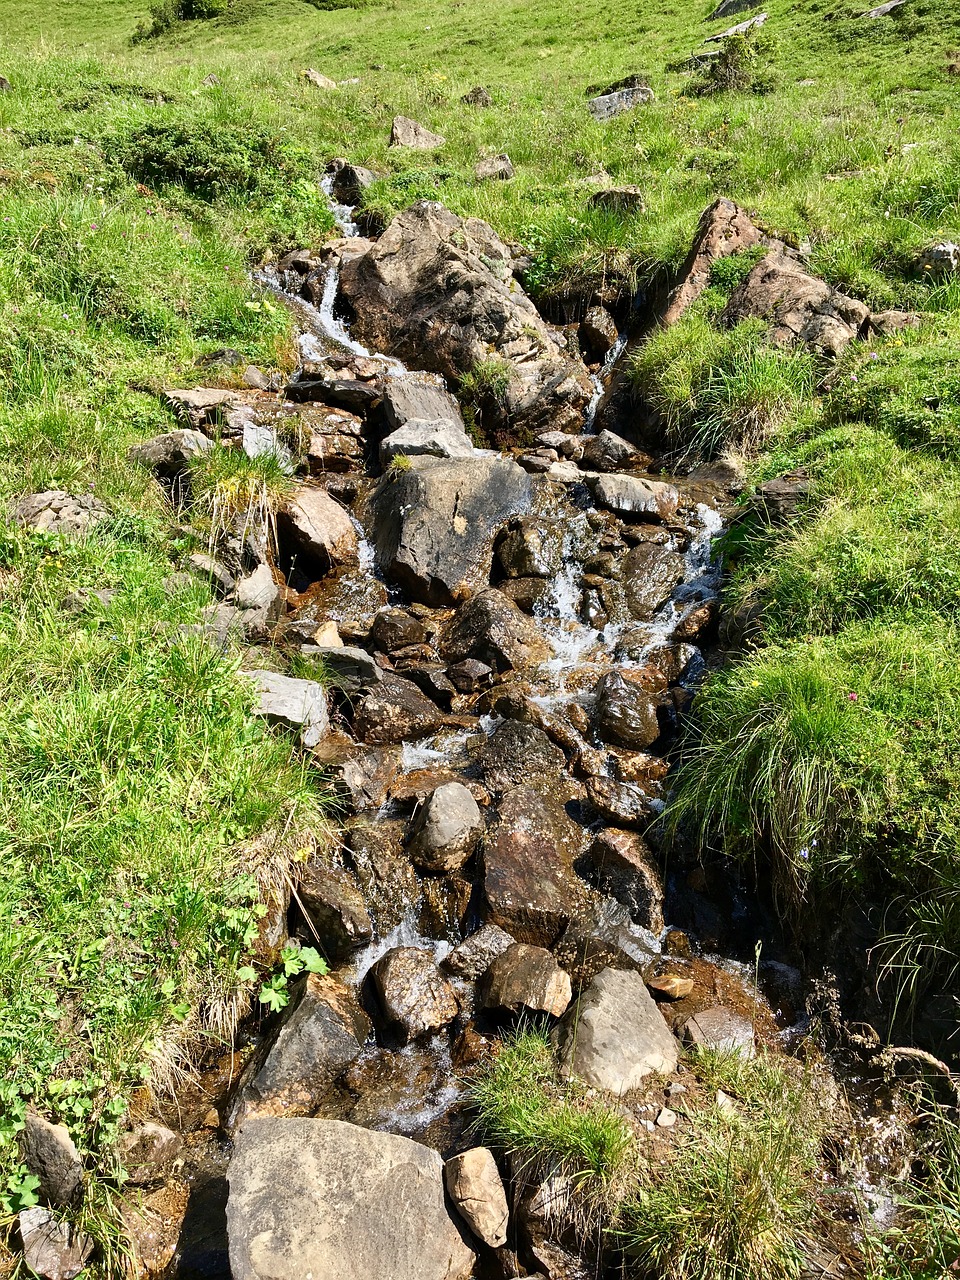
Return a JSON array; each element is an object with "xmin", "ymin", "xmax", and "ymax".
[
  {"xmin": 381, "ymin": 379, "xmax": 465, "ymax": 431},
  {"xmin": 18, "ymin": 1209, "xmax": 92, "ymax": 1280},
  {"xmin": 594, "ymin": 671, "xmax": 660, "ymax": 749},
  {"xmin": 242, "ymin": 669, "xmax": 329, "ymax": 748},
  {"xmin": 330, "ymin": 160, "xmax": 376, "ymax": 205},
  {"xmin": 0, "ymin": 76, "xmax": 11, "ymax": 92},
  {"xmin": 440, "ymin": 588, "xmax": 551, "ymax": 672},
  {"xmin": 128, "ymin": 429, "xmax": 213, "ymax": 476},
  {"xmin": 339, "ymin": 203, "xmax": 591, "ymax": 438},
  {"xmin": 442, "ymin": 923, "xmax": 516, "ymax": 980},
  {"xmin": 708, "ymin": 0, "xmax": 761, "ymax": 16},
  {"xmin": 480, "ymin": 943, "xmax": 572, "ymax": 1018},
  {"xmin": 13, "ymin": 491, "xmax": 110, "ymax": 536},
  {"xmin": 578, "ymin": 307, "xmax": 619, "ymax": 361},
  {"xmin": 298, "ymin": 864, "xmax": 373, "ymax": 959},
  {"xmin": 187, "ymin": 552, "xmax": 236, "ymax": 597},
  {"xmin": 235, "ymin": 563, "xmax": 278, "ymax": 611},
  {"xmin": 277, "ymin": 487, "xmax": 359, "ymax": 573},
  {"xmin": 475, "ymin": 153, "xmax": 514, "ymax": 181},
  {"xmin": 351, "ymin": 671, "xmax": 444, "ymax": 744},
  {"xmin": 557, "ymin": 967, "xmax": 678, "ymax": 1093},
  {"xmin": 389, "ymin": 115, "xmax": 446, "ymax": 150},
  {"xmin": 118, "ymin": 1123, "xmax": 181, "ymax": 1186},
  {"xmin": 722, "ymin": 251, "xmax": 870, "ymax": 357},
  {"xmin": 919, "ymin": 240, "xmax": 960, "ymax": 278},
  {"xmin": 495, "ymin": 519, "xmax": 563, "ymax": 579},
  {"xmin": 165, "ymin": 387, "xmax": 239, "ymax": 429},
  {"xmin": 587, "ymin": 84, "xmax": 655, "ymax": 120},
  {"xmin": 242, "ymin": 365, "xmax": 271, "ymax": 390},
  {"xmin": 369, "ymin": 947, "xmax": 459, "ymax": 1041},
  {"xmin": 444, "ymin": 1148, "xmax": 509, "ymax": 1248},
  {"xmin": 380, "ymin": 418, "xmax": 474, "ymax": 466},
  {"xmin": 704, "ymin": 11, "xmax": 768, "ymax": 41},
  {"xmin": 20, "ymin": 1114, "xmax": 82, "ymax": 1207},
  {"xmin": 371, "ymin": 456, "xmax": 533, "ymax": 605},
  {"xmin": 369, "ymin": 608, "xmax": 428, "ymax": 652},
  {"xmin": 408, "ymin": 782, "xmax": 483, "ymax": 873},
  {"xmin": 622, "ymin": 542, "xmax": 685, "ymax": 618},
  {"xmin": 580, "ymin": 429, "xmax": 641, "ymax": 473},
  {"xmin": 227, "ymin": 1118, "xmax": 475, "ymax": 1280},
  {"xmin": 579, "ymin": 829, "xmax": 664, "ymax": 933},
  {"xmin": 299, "ymin": 644, "xmax": 383, "ymax": 692},
  {"xmin": 683, "ymin": 1005, "xmax": 756, "ymax": 1056},
  {"xmin": 226, "ymin": 975, "xmax": 371, "ymax": 1133},
  {"xmin": 860, "ymin": 0, "xmax": 905, "ymax": 16},
  {"xmin": 587, "ymin": 473, "xmax": 680, "ymax": 522},
  {"xmin": 462, "ymin": 85, "xmax": 493, "ymax": 106}
]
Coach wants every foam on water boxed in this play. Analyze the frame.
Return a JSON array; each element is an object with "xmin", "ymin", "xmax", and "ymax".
[{"xmin": 320, "ymin": 172, "xmax": 361, "ymax": 238}]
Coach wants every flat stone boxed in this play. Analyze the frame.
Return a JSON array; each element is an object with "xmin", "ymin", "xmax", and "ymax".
[
  {"xmin": 242, "ymin": 669, "xmax": 329, "ymax": 749},
  {"xmin": 299, "ymin": 644, "xmax": 383, "ymax": 692},
  {"xmin": 557, "ymin": 967, "xmax": 679, "ymax": 1093},
  {"xmin": 227, "ymin": 1119, "xmax": 475, "ymax": 1280},
  {"xmin": 380, "ymin": 418, "xmax": 474, "ymax": 466},
  {"xmin": 381, "ymin": 380, "xmax": 465, "ymax": 431},
  {"xmin": 682, "ymin": 1005, "xmax": 756, "ymax": 1057},
  {"xmin": 587, "ymin": 84, "xmax": 655, "ymax": 120},
  {"xmin": 18, "ymin": 1209, "xmax": 92, "ymax": 1280}
]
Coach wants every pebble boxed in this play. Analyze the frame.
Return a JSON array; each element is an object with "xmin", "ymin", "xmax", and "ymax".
[{"xmin": 656, "ymin": 1108, "xmax": 677, "ymax": 1128}]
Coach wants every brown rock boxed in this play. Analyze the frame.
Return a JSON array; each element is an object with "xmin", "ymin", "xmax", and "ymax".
[
  {"xmin": 579, "ymin": 829, "xmax": 664, "ymax": 933},
  {"xmin": 480, "ymin": 943, "xmax": 572, "ymax": 1017},
  {"xmin": 661, "ymin": 198, "xmax": 770, "ymax": 327},
  {"xmin": 369, "ymin": 947, "xmax": 459, "ymax": 1041},
  {"xmin": 389, "ymin": 115, "xmax": 446, "ymax": 149}
]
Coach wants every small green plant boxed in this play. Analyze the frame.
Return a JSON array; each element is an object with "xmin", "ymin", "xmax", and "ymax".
[
  {"xmin": 188, "ymin": 443, "xmax": 294, "ymax": 549},
  {"xmin": 386, "ymin": 451, "xmax": 414, "ymax": 476},
  {"xmin": 690, "ymin": 29, "xmax": 779, "ymax": 98},
  {"xmin": 459, "ymin": 356, "xmax": 515, "ymax": 407},
  {"xmin": 240, "ymin": 941, "xmax": 328, "ymax": 1012}
]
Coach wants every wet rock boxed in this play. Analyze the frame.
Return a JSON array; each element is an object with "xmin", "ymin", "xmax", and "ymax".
[
  {"xmin": 20, "ymin": 1114, "xmax": 82, "ymax": 1207},
  {"xmin": 118, "ymin": 1123, "xmax": 181, "ymax": 1187},
  {"xmin": 297, "ymin": 864, "xmax": 373, "ymax": 960},
  {"xmin": 382, "ymin": 379, "xmax": 465, "ymax": 431},
  {"xmin": 370, "ymin": 608, "xmax": 428, "ymax": 653},
  {"xmin": 339, "ymin": 203, "xmax": 591, "ymax": 438},
  {"xmin": 586, "ymin": 474, "xmax": 680, "ymax": 522},
  {"xmin": 242, "ymin": 669, "xmax": 329, "ymax": 749},
  {"xmin": 128, "ymin": 429, "xmax": 213, "ymax": 479},
  {"xmin": 443, "ymin": 923, "xmax": 516, "ymax": 980},
  {"xmin": 476, "ymin": 153, "xmax": 515, "ymax": 181},
  {"xmin": 682, "ymin": 1005, "xmax": 756, "ymax": 1056},
  {"xmin": 120, "ymin": 1179, "xmax": 189, "ymax": 1275},
  {"xmin": 380, "ymin": 418, "xmax": 474, "ymax": 465},
  {"xmin": 462, "ymin": 85, "xmax": 493, "ymax": 106},
  {"xmin": 18, "ymin": 1209, "xmax": 92, "ymax": 1280},
  {"xmin": 480, "ymin": 943, "xmax": 572, "ymax": 1018},
  {"xmin": 419, "ymin": 874, "xmax": 473, "ymax": 939},
  {"xmin": 621, "ymin": 542, "xmax": 685, "ymax": 619},
  {"xmin": 300, "ymin": 644, "xmax": 383, "ymax": 693},
  {"xmin": 13, "ymin": 491, "xmax": 110, "ymax": 536},
  {"xmin": 557, "ymin": 967, "xmax": 678, "ymax": 1092},
  {"xmin": 440, "ymin": 588, "xmax": 551, "ymax": 672},
  {"xmin": 583, "ymin": 776, "xmax": 657, "ymax": 827},
  {"xmin": 480, "ymin": 720, "xmax": 567, "ymax": 795},
  {"xmin": 228, "ymin": 1118, "xmax": 475, "ymax": 1280},
  {"xmin": 226, "ymin": 975, "xmax": 371, "ymax": 1132},
  {"xmin": 579, "ymin": 429, "xmax": 641, "ymax": 473},
  {"xmin": 498, "ymin": 577, "xmax": 553, "ymax": 613},
  {"xmin": 578, "ymin": 830, "xmax": 664, "ymax": 933},
  {"xmin": 389, "ymin": 115, "xmax": 446, "ymax": 149},
  {"xmin": 346, "ymin": 819, "xmax": 420, "ymax": 930},
  {"xmin": 277, "ymin": 486, "xmax": 358, "ymax": 575},
  {"xmin": 408, "ymin": 782, "xmax": 483, "ymax": 873},
  {"xmin": 587, "ymin": 83, "xmax": 654, "ymax": 120},
  {"xmin": 447, "ymin": 658, "xmax": 493, "ymax": 692},
  {"xmin": 328, "ymin": 158, "xmax": 375, "ymax": 204},
  {"xmin": 661, "ymin": 198, "xmax": 771, "ymax": 327},
  {"xmin": 594, "ymin": 671, "xmax": 660, "ymax": 750},
  {"xmin": 303, "ymin": 405, "xmax": 365, "ymax": 474},
  {"xmin": 329, "ymin": 747, "xmax": 402, "ymax": 813},
  {"xmin": 554, "ymin": 897, "xmax": 659, "ymax": 986},
  {"xmin": 495, "ymin": 518, "xmax": 563, "ymax": 578},
  {"xmin": 648, "ymin": 974, "xmax": 695, "ymax": 1000},
  {"xmin": 723, "ymin": 252, "xmax": 870, "ymax": 357},
  {"xmin": 481, "ymin": 785, "xmax": 587, "ymax": 946},
  {"xmin": 578, "ymin": 306, "xmax": 618, "ymax": 362},
  {"xmin": 445, "ymin": 1148, "xmax": 509, "ymax": 1249},
  {"xmin": 369, "ymin": 947, "xmax": 459, "ymax": 1041},
  {"xmin": 587, "ymin": 186, "xmax": 645, "ymax": 214},
  {"xmin": 371, "ymin": 456, "xmax": 533, "ymax": 605},
  {"xmin": 352, "ymin": 671, "xmax": 445, "ymax": 744}
]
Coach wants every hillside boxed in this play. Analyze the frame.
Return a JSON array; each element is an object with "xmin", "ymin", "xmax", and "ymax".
[{"xmin": 1, "ymin": 0, "xmax": 959, "ymax": 1276}]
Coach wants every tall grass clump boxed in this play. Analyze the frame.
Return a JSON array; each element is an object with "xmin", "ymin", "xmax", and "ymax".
[
  {"xmin": 188, "ymin": 443, "xmax": 295, "ymax": 548},
  {"xmin": 622, "ymin": 1049, "xmax": 829, "ymax": 1280},
  {"xmin": 627, "ymin": 313, "xmax": 814, "ymax": 460}
]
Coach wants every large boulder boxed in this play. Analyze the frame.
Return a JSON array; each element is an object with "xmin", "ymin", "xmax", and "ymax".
[
  {"xmin": 339, "ymin": 202, "xmax": 592, "ymax": 437},
  {"xmin": 440, "ymin": 589, "xmax": 551, "ymax": 672},
  {"xmin": 369, "ymin": 947, "xmax": 459, "ymax": 1041},
  {"xmin": 722, "ymin": 251, "xmax": 870, "ymax": 357},
  {"xmin": 586, "ymin": 474, "xmax": 680, "ymax": 522},
  {"xmin": 226, "ymin": 975, "xmax": 371, "ymax": 1133},
  {"xmin": 370, "ymin": 456, "xmax": 533, "ymax": 605},
  {"xmin": 481, "ymin": 785, "xmax": 587, "ymax": 946},
  {"xmin": 276, "ymin": 487, "xmax": 359, "ymax": 575},
  {"xmin": 408, "ymin": 782, "xmax": 484, "ymax": 873},
  {"xmin": 661, "ymin": 198, "xmax": 770, "ymax": 327},
  {"xmin": 227, "ymin": 1118, "xmax": 475, "ymax": 1280},
  {"xmin": 556, "ymin": 967, "xmax": 679, "ymax": 1093}
]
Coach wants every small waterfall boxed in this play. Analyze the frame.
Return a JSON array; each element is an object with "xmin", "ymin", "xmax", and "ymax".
[
  {"xmin": 583, "ymin": 331, "xmax": 628, "ymax": 433},
  {"xmin": 320, "ymin": 172, "xmax": 362, "ymax": 238}
]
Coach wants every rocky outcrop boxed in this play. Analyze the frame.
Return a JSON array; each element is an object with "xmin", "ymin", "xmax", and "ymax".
[
  {"xmin": 339, "ymin": 203, "xmax": 592, "ymax": 437},
  {"xmin": 227, "ymin": 1119, "xmax": 475, "ymax": 1280},
  {"xmin": 557, "ymin": 967, "xmax": 679, "ymax": 1092},
  {"xmin": 661, "ymin": 198, "xmax": 771, "ymax": 327},
  {"xmin": 722, "ymin": 251, "xmax": 870, "ymax": 356},
  {"xmin": 370, "ymin": 456, "xmax": 533, "ymax": 605},
  {"xmin": 444, "ymin": 1148, "xmax": 509, "ymax": 1248},
  {"xmin": 226, "ymin": 975, "xmax": 371, "ymax": 1132}
]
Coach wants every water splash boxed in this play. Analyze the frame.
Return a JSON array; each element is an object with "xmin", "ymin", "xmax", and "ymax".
[
  {"xmin": 320, "ymin": 172, "xmax": 362, "ymax": 238},
  {"xmin": 583, "ymin": 332, "xmax": 628, "ymax": 433}
]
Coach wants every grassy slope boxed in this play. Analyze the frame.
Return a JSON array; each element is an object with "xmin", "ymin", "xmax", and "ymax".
[{"xmin": 0, "ymin": 0, "xmax": 958, "ymax": 1259}]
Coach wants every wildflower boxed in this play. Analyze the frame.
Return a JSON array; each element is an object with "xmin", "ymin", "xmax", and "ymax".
[
  {"xmin": 798, "ymin": 847, "xmax": 810, "ymax": 861},
  {"xmin": 750, "ymin": 679, "xmax": 761, "ymax": 687},
  {"xmin": 869, "ymin": 351, "xmax": 879, "ymax": 360},
  {"xmin": 90, "ymin": 222, "xmax": 98, "ymax": 230},
  {"xmin": 848, "ymin": 692, "xmax": 858, "ymax": 701},
  {"xmin": 850, "ymin": 373, "xmax": 858, "ymax": 382}
]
